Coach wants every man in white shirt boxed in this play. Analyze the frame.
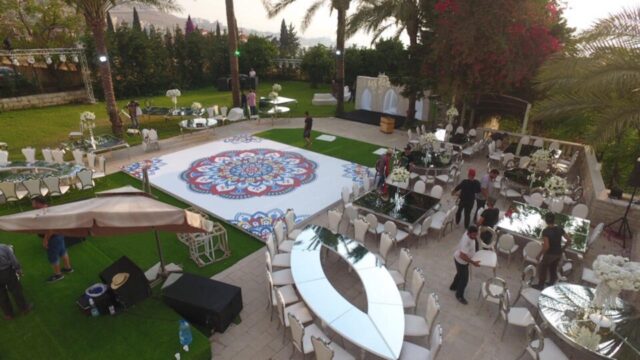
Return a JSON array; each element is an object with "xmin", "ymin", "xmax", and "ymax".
[{"xmin": 449, "ymin": 225, "xmax": 481, "ymax": 304}]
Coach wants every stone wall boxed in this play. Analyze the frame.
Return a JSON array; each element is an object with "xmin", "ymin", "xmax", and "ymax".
[{"xmin": 0, "ymin": 90, "xmax": 89, "ymax": 111}]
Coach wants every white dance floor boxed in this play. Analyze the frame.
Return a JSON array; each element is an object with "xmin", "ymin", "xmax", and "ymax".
[{"xmin": 124, "ymin": 134, "xmax": 371, "ymax": 239}]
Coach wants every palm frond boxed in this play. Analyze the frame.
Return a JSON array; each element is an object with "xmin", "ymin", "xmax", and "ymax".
[
  {"xmin": 262, "ymin": 0, "xmax": 298, "ymax": 18},
  {"xmin": 302, "ymin": 0, "xmax": 327, "ymax": 31}
]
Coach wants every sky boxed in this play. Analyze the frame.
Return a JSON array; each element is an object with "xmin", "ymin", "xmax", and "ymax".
[{"xmin": 175, "ymin": 0, "xmax": 637, "ymax": 47}]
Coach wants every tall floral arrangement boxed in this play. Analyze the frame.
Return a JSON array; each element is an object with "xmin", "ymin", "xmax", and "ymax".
[
  {"xmin": 591, "ymin": 255, "xmax": 640, "ymax": 309},
  {"xmin": 389, "ymin": 167, "xmax": 410, "ymax": 183},
  {"xmin": 531, "ymin": 149, "xmax": 552, "ymax": 164},
  {"xmin": 191, "ymin": 102, "xmax": 202, "ymax": 115},
  {"xmin": 420, "ymin": 132, "xmax": 438, "ymax": 146},
  {"xmin": 80, "ymin": 111, "xmax": 96, "ymax": 149},
  {"xmin": 544, "ymin": 175, "xmax": 567, "ymax": 197},
  {"xmin": 446, "ymin": 106, "xmax": 458, "ymax": 124},
  {"xmin": 166, "ymin": 89, "xmax": 181, "ymax": 111},
  {"xmin": 269, "ymin": 83, "xmax": 282, "ymax": 101}
]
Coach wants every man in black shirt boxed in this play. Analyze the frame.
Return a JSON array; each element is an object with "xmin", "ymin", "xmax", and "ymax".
[
  {"xmin": 477, "ymin": 197, "xmax": 500, "ymax": 245},
  {"xmin": 400, "ymin": 145, "xmax": 421, "ymax": 170},
  {"xmin": 0, "ymin": 244, "xmax": 33, "ymax": 320},
  {"xmin": 452, "ymin": 168, "xmax": 481, "ymax": 228},
  {"xmin": 303, "ymin": 111, "xmax": 313, "ymax": 148},
  {"xmin": 535, "ymin": 213, "xmax": 572, "ymax": 289}
]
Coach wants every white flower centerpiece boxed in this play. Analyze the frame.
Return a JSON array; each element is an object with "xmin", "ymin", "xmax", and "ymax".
[
  {"xmin": 591, "ymin": 254, "xmax": 640, "ymax": 310},
  {"xmin": 544, "ymin": 175, "xmax": 568, "ymax": 198},
  {"xmin": 80, "ymin": 111, "xmax": 97, "ymax": 149},
  {"xmin": 191, "ymin": 102, "xmax": 202, "ymax": 116},
  {"xmin": 166, "ymin": 89, "xmax": 181, "ymax": 111},
  {"xmin": 446, "ymin": 106, "xmax": 459, "ymax": 124},
  {"xmin": 389, "ymin": 167, "xmax": 410, "ymax": 184},
  {"xmin": 420, "ymin": 132, "xmax": 438, "ymax": 149},
  {"xmin": 269, "ymin": 83, "xmax": 282, "ymax": 114},
  {"xmin": 573, "ymin": 326, "xmax": 602, "ymax": 350},
  {"xmin": 531, "ymin": 149, "xmax": 552, "ymax": 172}
]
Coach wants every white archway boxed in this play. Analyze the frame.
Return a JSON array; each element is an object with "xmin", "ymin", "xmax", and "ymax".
[
  {"xmin": 415, "ymin": 98, "xmax": 424, "ymax": 120},
  {"xmin": 383, "ymin": 89, "xmax": 398, "ymax": 115},
  {"xmin": 360, "ymin": 88, "xmax": 373, "ymax": 111}
]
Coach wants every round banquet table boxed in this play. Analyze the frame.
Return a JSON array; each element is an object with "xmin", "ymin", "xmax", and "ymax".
[
  {"xmin": 538, "ymin": 283, "xmax": 640, "ymax": 359},
  {"xmin": 179, "ymin": 118, "xmax": 218, "ymax": 134}
]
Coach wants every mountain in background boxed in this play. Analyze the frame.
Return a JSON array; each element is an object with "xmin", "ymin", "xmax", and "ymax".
[{"xmin": 109, "ymin": 5, "xmax": 333, "ymax": 49}]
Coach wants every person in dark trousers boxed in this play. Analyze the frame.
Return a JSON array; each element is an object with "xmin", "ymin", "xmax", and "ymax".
[
  {"xmin": 374, "ymin": 153, "xmax": 388, "ymax": 189},
  {"xmin": 452, "ymin": 168, "xmax": 481, "ymax": 229},
  {"xmin": 535, "ymin": 213, "xmax": 572, "ymax": 290},
  {"xmin": 240, "ymin": 90, "xmax": 247, "ymax": 116},
  {"xmin": 475, "ymin": 168, "xmax": 500, "ymax": 221},
  {"xmin": 303, "ymin": 111, "xmax": 313, "ymax": 148},
  {"xmin": 476, "ymin": 197, "xmax": 500, "ymax": 248},
  {"xmin": 400, "ymin": 145, "xmax": 421, "ymax": 171},
  {"xmin": 32, "ymin": 197, "xmax": 73, "ymax": 283},
  {"xmin": 450, "ymin": 226, "xmax": 481, "ymax": 304},
  {"xmin": 126, "ymin": 100, "xmax": 139, "ymax": 128},
  {"xmin": 0, "ymin": 243, "xmax": 33, "ymax": 320}
]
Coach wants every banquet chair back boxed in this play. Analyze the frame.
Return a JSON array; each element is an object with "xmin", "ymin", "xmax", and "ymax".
[
  {"xmin": 430, "ymin": 185, "xmax": 444, "ymax": 199},
  {"xmin": 415, "ymin": 216, "xmax": 432, "ymax": 242},
  {"xmin": 548, "ymin": 198, "xmax": 564, "ymax": 213},
  {"xmin": 354, "ymin": 218, "xmax": 369, "ymax": 244},
  {"xmin": 430, "ymin": 324, "xmax": 443, "ymax": 359},
  {"xmin": 220, "ymin": 106, "xmax": 228, "ymax": 117},
  {"xmin": 455, "ymin": 126, "xmax": 464, "ymax": 134},
  {"xmin": 22, "ymin": 147, "xmax": 36, "ymax": 163},
  {"xmin": 425, "ymin": 293, "xmax": 441, "ymax": 337},
  {"xmin": 523, "ymin": 241, "xmax": 542, "ymax": 265},
  {"xmin": 72, "ymin": 149, "xmax": 85, "ymax": 166},
  {"xmin": 513, "ymin": 265, "xmax": 540, "ymax": 307},
  {"xmin": 22, "ymin": 179, "xmax": 47, "ymax": 198},
  {"xmin": 519, "ymin": 136, "xmax": 531, "ymax": 146},
  {"xmin": 532, "ymin": 138, "xmax": 544, "ymax": 148},
  {"xmin": 468, "ymin": 129, "xmax": 477, "ymax": 138},
  {"xmin": 518, "ymin": 156, "xmax": 531, "ymax": 169},
  {"xmin": 0, "ymin": 182, "xmax": 26, "ymax": 202},
  {"xmin": 51, "ymin": 149, "xmax": 65, "ymax": 164},
  {"xmin": 413, "ymin": 180, "xmax": 426, "ymax": 194},
  {"xmin": 274, "ymin": 220, "xmax": 285, "ymax": 245},
  {"xmin": 341, "ymin": 186, "xmax": 351, "ymax": 206},
  {"xmin": 266, "ymin": 234, "xmax": 277, "ymax": 259},
  {"xmin": 284, "ymin": 209, "xmax": 296, "ymax": 236},
  {"xmin": 0, "ymin": 151, "xmax": 9, "ymax": 166},
  {"xmin": 384, "ymin": 221, "xmax": 398, "ymax": 239},
  {"xmin": 42, "ymin": 148, "xmax": 54, "ymax": 163},
  {"xmin": 43, "ymin": 176, "xmax": 70, "ymax": 197},
  {"xmin": 571, "ymin": 203, "xmax": 589, "ymax": 218},
  {"xmin": 395, "ymin": 248, "xmax": 413, "ymax": 286},
  {"xmin": 365, "ymin": 213, "xmax": 380, "ymax": 235},
  {"xmin": 288, "ymin": 313, "xmax": 306, "ymax": 355},
  {"xmin": 496, "ymin": 234, "xmax": 518, "ymax": 265},
  {"xmin": 502, "ymin": 153, "xmax": 515, "ymax": 168},
  {"xmin": 93, "ymin": 156, "xmax": 106, "ymax": 179},
  {"xmin": 345, "ymin": 205, "xmax": 358, "ymax": 226},
  {"xmin": 328, "ymin": 209, "xmax": 342, "ymax": 234},
  {"xmin": 361, "ymin": 174, "xmax": 371, "ymax": 193},
  {"xmin": 445, "ymin": 124, "xmax": 453, "ymax": 133},
  {"xmin": 311, "ymin": 336, "xmax": 340, "ymax": 360},
  {"xmin": 408, "ymin": 267, "xmax": 426, "ymax": 309},
  {"xmin": 75, "ymin": 169, "xmax": 94, "ymax": 190},
  {"xmin": 525, "ymin": 193, "xmax": 544, "ymax": 207},
  {"xmin": 352, "ymin": 182, "xmax": 361, "ymax": 199},
  {"xmin": 86, "ymin": 152, "xmax": 96, "ymax": 169},
  {"xmin": 549, "ymin": 141, "xmax": 560, "ymax": 151},
  {"xmin": 379, "ymin": 232, "xmax": 393, "ymax": 264}
]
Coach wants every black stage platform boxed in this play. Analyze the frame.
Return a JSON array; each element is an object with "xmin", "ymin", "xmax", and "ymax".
[{"xmin": 338, "ymin": 110, "xmax": 411, "ymax": 129}]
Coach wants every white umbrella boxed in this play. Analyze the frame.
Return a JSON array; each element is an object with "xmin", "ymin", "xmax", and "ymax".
[{"xmin": 0, "ymin": 185, "xmax": 212, "ymax": 274}]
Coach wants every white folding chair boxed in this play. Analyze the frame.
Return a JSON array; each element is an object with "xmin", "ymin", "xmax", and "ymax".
[
  {"xmin": 41, "ymin": 148, "xmax": 54, "ymax": 163},
  {"xmin": 518, "ymin": 156, "xmax": 531, "ymax": 169},
  {"xmin": 72, "ymin": 149, "xmax": 84, "ymax": 166},
  {"xmin": 513, "ymin": 265, "xmax": 541, "ymax": 308},
  {"xmin": 413, "ymin": 180, "xmax": 426, "ymax": 194},
  {"xmin": 412, "ymin": 216, "xmax": 432, "ymax": 247},
  {"xmin": 455, "ymin": 126, "xmax": 464, "ymax": 134},
  {"xmin": 519, "ymin": 136, "xmax": 531, "ymax": 146},
  {"xmin": 532, "ymin": 138, "xmax": 544, "ymax": 148},
  {"xmin": 399, "ymin": 324, "xmax": 442, "ymax": 360},
  {"xmin": 365, "ymin": 213, "xmax": 385, "ymax": 238},
  {"xmin": 571, "ymin": 203, "xmax": 589, "ymax": 218},
  {"xmin": 384, "ymin": 220, "xmax": 409, "ymax": 243},
  {"xmin": 404, "ymin": 293, "xmax": 440, "ymax": 342},
  {"xmin": 265, "ymin": 271, "xmax": 298, "ymax": 321},
  {"xmin": 21, "ymin": 147, "xmax": 36, "ymax": 163},
  {"xmin": 377, "ymin": 232, "xmax": 393, "ymax": 265},
  {"xmin": 42, "ymin": 177, "xmax": 70, "ymax": 198},
  {"xmin": 51, "ymin": 149, "xmax": 65, "ymax": 164},
  {"xmin": 400, "ymin": 267, "xmax": 425, "ymax": 313},
  {"xmin": 430, "ymin": 185, "xmax": 444, "ymax": 199},
  {"xmin": 266, "ymin": 234, "xmax": 290, "ymax": 268},
  {"xmin": 522, "ymin": 242, "xmax": 542, "ymax": 266},
  {"xmin": 517, "ymin": 324, "xmax": 568, "ymax": 360},
  {"xmin": 523, "ymin": 193, "xmax": 544, "ymax": 207},
  {"xmin": 288, "ymin": 313, "xmax": 327, "ymax": 358},
  {"xmin": 274, "ymin": 220, "xmax": 293, "ymax": 253},
  {"xmin": 496, "ymin": 234, "xmax": 519, "ymax": 266},
  {"xmin": 389, "ymin": 248, "xmax": 413, "ymax": 288},
  {"xmin": 284, "ymin": 209, "xmax": 302, "ymax": 240},
  {"xmin": 353, "ymin": 218, "xmax": 369, "ymax": 244},
  {"xmin": 328, "ymin": 209, "xmax": 342, "ymax": 234},
  {"xmin": 496, "ymin": 291, "xmax": 535, "ymax": 340},
  {"xmin": 477, "ymin": 276, "xmax": 509, "ymax": 314},
  {"xmin": 311, "ymin": 335, "xmax": 355, "ymax": 360},
  {"xmin": 0, "ymin": 182, "xmax": 27, "ymax": 204},
  {"xmin": 22, "ymin": 179, "xmax": 48, "ymax": 198},
  {"xmin": 75, "ymin": 169, "xmax": 95, "ymax": 191},
  {"xmin": 0, "ymin": 150, "xmax": 10, "ymax": 166}
]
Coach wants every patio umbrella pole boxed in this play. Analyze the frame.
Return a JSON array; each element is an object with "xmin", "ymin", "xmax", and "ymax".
[{"xmin": 155, "ymin": 229, "xmax": 167, "ymax": 277}]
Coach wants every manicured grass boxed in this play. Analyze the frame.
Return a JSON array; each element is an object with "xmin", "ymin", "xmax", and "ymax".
[
  {"xmin": 256, "ymin": 129, "xmax": 380, "ymax": 167},
  {"xmin": 0, "ymin": 172, "xmax": 263, "ymax": 360},
  {"xmin": 0, "ymin": 81, "xmax": 353, "ymax": 161}
]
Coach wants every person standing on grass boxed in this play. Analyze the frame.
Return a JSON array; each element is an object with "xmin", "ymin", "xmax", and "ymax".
[
  {"xmin": 535, "ymin": 213, "xmax": 572, "ymax": 290},
  {"xmin": 452, "ymin": 168, "xmax": 481, "ymax": 229},
  {"xmin": 127, "ymin": 100, "xmax": 139, "ymax": 128},
  {"xmin": 32, "ymin": 197, "xmax": 73, "ymax": 283},
  {"xmin": 303, "ymin": 111, "xmax": 313, "ymax": 148},
  {"xmin": 450, "ymin": 225, "xmax": 481, "ymax": 305},
  {"xmin": 241, "ymin": 90, "xmax": 248, "ymax": 116},
  {"xmin": 0, "ymin": 243, "xmax": 33, "ymax": 320},
  {"xmin": 247, "ymin": 89, "xmax": 257, "ymax": 118}
]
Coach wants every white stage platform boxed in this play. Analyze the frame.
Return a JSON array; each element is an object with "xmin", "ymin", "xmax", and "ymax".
[{"xmin": 123, "ymin": 134, "xmax": 372, "ymax": 239}]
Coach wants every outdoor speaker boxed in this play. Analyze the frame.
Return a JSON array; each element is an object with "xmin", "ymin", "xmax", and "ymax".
[
  {"xmin": 99, "ymin": 256, "xmax": 151, "ymax": 308},
  {"xmin": 628, "ymin": 157, "xmax": 640, "ymax": 188}
]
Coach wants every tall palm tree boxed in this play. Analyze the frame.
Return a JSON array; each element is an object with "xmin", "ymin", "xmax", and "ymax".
[
  {"xmin": 225, "ymin": 0, "xmax": 241, "ymax": 107},
  {"xmin": 69, "ymin": 0, "xmax": 178, "ymax": 136},
  {"xmin": 347, "ymin": 0, "xmax": 423, "ymax": 121},
  {"xmin": 263, "ymin": 0, "xmax": 351, "ymax": 115},
  {"xmin": 533, "ymin": 7, "xmax": 640, "ymax": 146}
]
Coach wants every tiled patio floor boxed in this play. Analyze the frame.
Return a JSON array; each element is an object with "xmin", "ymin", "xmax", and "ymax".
[{"xmin": 106, "ymin": 117, "xmax": 630, "ymax": 360}]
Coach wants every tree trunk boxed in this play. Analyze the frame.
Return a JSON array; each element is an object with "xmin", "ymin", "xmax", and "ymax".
[
  {"xmin": 405, "ymin": 29, "xmax": 419, "ymax": 126},
  {"xmin": 225, "ymin": 0, "xmax": 241, "ymax": 107},
  {"xmin": 335, "ymin": 2, "xmax": 348, "ymax": 116},
  {"xmin": 88, "ymin": 18, "xmax": 122, "ymax": 136}
]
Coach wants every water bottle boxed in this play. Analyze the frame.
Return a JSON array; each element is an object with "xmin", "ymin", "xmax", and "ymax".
[
  {"xmin": 178, "ymin": 319, "xmax": 193, "ymax": 352},
  {"xmin": 89, "ymin": 298, "xmax": 99, "ymax": 317}
]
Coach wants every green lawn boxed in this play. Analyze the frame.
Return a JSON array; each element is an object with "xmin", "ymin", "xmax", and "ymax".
[
  {"xmin": 256, "ymin": 129, "xmax": 380, "ymax": 167},
  {"xmin": 0, "ymin": 172, "xmax": 263, "ymax": 360},
  {"xmin": 0, "ymin": 81, "xmax": 353, "ymax": 161}
]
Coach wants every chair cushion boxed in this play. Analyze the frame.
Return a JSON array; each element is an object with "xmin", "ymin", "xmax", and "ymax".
[
  {"xmin": 288, "ymin": 229, "xmax": 302, "ymax": 240},
  {"xmin": 272, "ymin": 284, "xmax": 299, "ymax": 306},
  {"xmin": 278, "ymin": 240, "xmax": 294, "ymax": 253},
  {"xmin": 399, "ymin": 290, "xmax": 416, "ymax": 309},
  {"xmin": 396, "ymin": 229, "xmax": 409, "ymax": 242},
  {"xmin": 404, "ymin": 314, "xmax": 429, "ymax": 337},
  {"xmin": 389, "ymin": 270, "xmax": 405, "ymax": 286},
  {"xmin": 284, "ymin": 301, "xmax": 313, "ymax": 327},
  {"xmin": 272, "ymin": 253, "xmax": 291, "ymax": 268},
  {"xmin": 507, "ymin": 307, "xmax": 535, "ymax": 327},
  {"xmin": 521, "ymin": 288, "xmax": 541, "ymax": 307},
  {"xmin": 399, "ymin": 341, "xmax": 431, "ymax": 360},
  {"xmin": 271, "ymin": 268, "xmax": 294, "ymax": 286},
  {"xmin": 301, "ymin": 323, "xmax": 328, "ymax": 354}
]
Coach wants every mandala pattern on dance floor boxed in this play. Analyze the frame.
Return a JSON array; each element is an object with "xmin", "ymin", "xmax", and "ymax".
[
  {"xmin": 122, "ymin": 158, "xmax": 167, "ymax": 179},
  {"xmin": 181, "ymin": 148, "xmax": 318, "ymax": 199},
  {"xmin": 230, "ymin": 209, "xmax": 308, "ymax": 239},
  {"xmin": 342, "ymin": 163, "xmax": 372, "ymax": 184},
  {"xmin": 223, "ymin": 134, "xmax": 263, "ymax": 144}
]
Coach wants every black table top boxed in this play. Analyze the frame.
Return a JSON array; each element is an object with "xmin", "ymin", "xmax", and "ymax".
[{"xmin": 353, "ymin": 186, "xmax": 441, "ymax": 225}]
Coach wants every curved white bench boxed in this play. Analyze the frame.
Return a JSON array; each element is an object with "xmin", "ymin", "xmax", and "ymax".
[{"xmin": 291, "ymin": 225, "xmax": 403, "ymax": 359}]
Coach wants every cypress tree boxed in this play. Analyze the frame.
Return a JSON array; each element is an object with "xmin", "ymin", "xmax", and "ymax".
[
  {"xmin": 186, "ymin": 15, "xmax": 195, "ymax": 34},
  {"xmin": 279, "ymin": 19, "xmax": 288, "ymax": 57},
  {"xmin": 216, "ymin": 21, "xmax": 221, "ymax": 37},
  {"xmin": 132, "ymin": 7, "xmax": 142, "ymax": 31}
]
